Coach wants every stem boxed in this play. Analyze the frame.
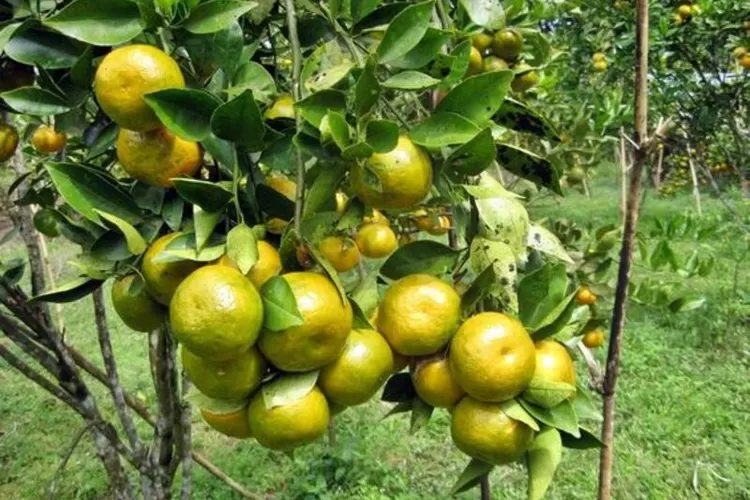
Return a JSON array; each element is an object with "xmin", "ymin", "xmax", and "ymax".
[
  {"xmin": 284, "ymin": 0, "xmax": 305, "ymax": 233},
  {"xmin": 479, "ymin": 474, "xmax": 491, "ymax": 500},
  {"xmin": 597, "ymin": 0, "xmax": 649, "ymax": 498},
  {"xmin": 685, "ymin": 143, "xmax": 702, "ymax": 215}
]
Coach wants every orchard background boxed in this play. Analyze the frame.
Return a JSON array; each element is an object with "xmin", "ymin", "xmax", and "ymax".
[{"xmin": 0, "ymin": 0, "xmax": 748, "ymax": 499}]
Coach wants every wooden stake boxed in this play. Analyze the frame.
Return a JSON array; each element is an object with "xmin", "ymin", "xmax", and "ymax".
[
  {"xmin": 598, "ymin": 0, "xmax": 650, "ymax": 498},
  {"xmin": 685, "ymin": 144, "xmax": 702, "ymax": 215}
]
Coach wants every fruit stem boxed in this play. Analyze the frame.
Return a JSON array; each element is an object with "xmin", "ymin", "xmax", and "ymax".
[
  {"xmin": 479, "ymin": 474, "xmax": 491, "ymax": 499},
  {"xmin": 284, "ymin": 0, "xmax": 305, "ymax": 232}
]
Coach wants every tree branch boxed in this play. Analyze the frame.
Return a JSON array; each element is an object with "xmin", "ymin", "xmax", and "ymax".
[
  {"xmin": 149, "ymin": 327, "xmax": 176, "ymax": 497},
  {"xmin": 598, "ymin": 0, "xmax": 650, "ymax": 498},
  {"xmin": 284, "ymin": 0, "xmax": 306, "ymax": 233},
  {"xmin": 48, "ymin": 423, "xmax": 94, "ymax": 500}
]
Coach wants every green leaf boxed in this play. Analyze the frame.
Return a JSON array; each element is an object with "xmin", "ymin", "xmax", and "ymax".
[
  {"xmin": 526, "ymin": 427, "xmax": 562, "ymax": 500},
  {"xmin": 501, "ymin": 399, "xmax": 540, "ymax": 431},
  {"xmin": 668, "ymin": 296, "xmax": 706, "ymax": 313},
  {"xmin": 460, "ymin": 264, "xmax": 496, "ymax": 314},
  {"xmin": 185, "ymin": 387, "xmax": 246, "ymax": 414},
  {"xmin": 532, "ymin": 291, "xmax": 578, "ymax": 341},
  {"xmin": 201, "ymin": 134, "xmax": 236, "ymax": 168},
  {"xmin": 409, "ymin": 113, "xmax": 481, "ymax": 148},
  {"xmin": 520, "ymin": 399, "xmax": 580, "ymax": 438},
  {"xmin": 262, "ymin": 371, "xmax": 318, "ymax": 409},
  {"xmin": 377, "ymin": 0, "xmax": 433, "ymax": 63},
  {"xmin": 382, "ymin": 71, "xmax": 440, "ymax": 90},
  {"xmin": 1, "ymin": 87, "xmax": 71, "ymax": 116},
  {"xmin": 193, "ymin": 205, "xmax": 222, "ymax": 252},
  {"xmin": 260, "ymin": 275, "xmax": 304, "ymax": 332},
  {"xmin": 131, "ymin": 182, "xmax": 165, "ymax": 214},
  {"xmin": 350, "ymin": 298, "xmax": 374, "ymax": 330},
  {"xmin": 354, "ymin": 57, "xmax": 380, "ymax": 117},
  {"xmin": 296, "ymin": 89, "xmax": 347, "ymax": 128},
  {"xmin": 518, "ymin": 263, "xmax": 567, "ymax": 330},
  {"xmin": 256, "ymin": 184, "xmax": 295, "ymax": 220},
  {"xmin": 0, "ymin": 23, "xmax": 22, "ymax": 53},
  {"xmin": 172, "ymin": 179, "xmax": 233, "ymax": 213},
  {"xmin": 446, "ymin": 128, "xmax": 496, "ymax": 177},
  {"xmin": 410, "ymin": 397, "xmax": 433, "ymax": 434},
  {"xmin": 349, "ymin": 268, "xmax": 378, "ymax": 317},
  {"xmin": 381, "ymin": 372, "xmax": 416, "ymax": 402},
  {"xmin": 93, "ymin": 210, "xmax": 147, "ymax": 255},
  {"xmin": 561, "ymin": 427, "xmax": 604, "ymax": 449},
  {"xmin": 44, "ymin": 0, "xmax": 144, "ymax": 46},
  {"xmin": 523, "ymin": 378, "xmax": 577, "ymax": 409},
  {"xmin": 353, "ymin": 2, "xmax": 409, "ymax": 32},
  {"xmin": 226, "ymin": 223, "xmax": 259, "ymax": 275},
  {"xmin": 46, "ymin": 163, "xmax": 142, "ymax": 226},
  {"xmin": 306, "ymin": 62, "xmax": 355, "ymax": 92},
  {"xmin": 390, "ymin": 28, "xmax": 451, "ymax": 69},
  {"xmin": 496, "ymin": 144, "xmax": 561, "ymax": 196},
  {"xmin": 210, "ymin": 89, "xmax": 265, "ymax": 150},
  {"xmin": 30, "ymin": 277, "xmax": 104, "ymax": 304},
  {"xmin": 303, "ymin": 162, "xmax": 348, "ymax": 217},
  {"xmin": 144, "ymin": 89, "xmax": 221, "ymax": 141},
  {"xmin": 306, "ymin": 243, "xmax": 348, "ymax": 303},
  {"xmin": 527, "ymin": 225, "xmax": 573, "ymax": 264},
  {"xmin": 162, "ymin": 195, "xmax": 185, "ymax": 232},
  {"xmin": 475, "ymin": 186, "xmax": 530, "ymax": 259},
  {"xmin": 439, "ymin": 40, "xmax": 471, "ymax": 89},
  {"xmin": 323, "ymin": 111, "xmax": 352, "ymax": 150},
  {"xmin": 366, "ymin": 120, "xmax": 399, "ymax": 153},
  {"xmin": 5, "ymin": 28, "xmax": 84, "ymax": 69},
  {"xmin": 182, "ymin": 21, "xmax": 243, "ymax": 80},
  {"xmin": 469, "ymin": 238, "xmax": 518, "ymax": 313},
  {"xmin": 181, "ymin": 0, "xmax": 256, "ymax": 34},
  {"xmin": 459, "ymin": 0, "xmax": 504, "ymax": 28},
  {"xmin": 159, "ymin": 232, "xmax": 226, "ymax": 262},
  {"xmin": 495, "ymin": 98, "xmax": 559, "ymax": 140},
  {"xmin": 436, "ymin": 71, "xmax": 513, "ymax": 125},
  {"xmin": 228, "ymin": 61, "xmax": 276, "ymax": 102},
  {"xmin": 450, "ymin": 458, "xmax": 494, "ymax": 496},
  {"xmin": 380, "ymin": 241, "xmax": 462, "ymax": 280}
]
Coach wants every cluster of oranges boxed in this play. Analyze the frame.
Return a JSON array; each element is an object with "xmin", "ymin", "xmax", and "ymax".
[
  {"xmin": 469, "ymin": 28, "xmax": 539, "ymax": 93},
  {"xmin": 672, "ymin": 2, "xmax": 700, "ymax": 25},
  {"xmin": 731, "ymin": 46, "xmax": 750, "ymax": 70},
  {"xmin": 591, "ymin": 52, "xmax": 609, "ymax": 73},
  {"xmin": 576, "ymin": 287, "xmax": 606, "ymax": 349}
]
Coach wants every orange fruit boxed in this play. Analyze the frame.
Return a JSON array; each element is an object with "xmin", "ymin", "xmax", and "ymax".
[
  {"xmin": 492, "ymin": 29, "xmax": 523, "ymax": 61},
  {"xmin": 264, "ymin": 95, "xmax": 295, "ymax": 120},
  {"xmin": 142, "ymin": 233, "xmax": 202, "ymax": 305},
  {"xmin": 0, "ymin": 123, "xmax": 20, "ymax": 162},
  {"xmin": 472, "ymin": 33, "xmax": 494, "ymax": 52},
  {"xmin": 31, "ymin": 126, "xmax": 66, "ymax": 154},
  {"xmin": 532, "ymin": 340, "xmax": 576, "ymax": 386},
  {"xmin": 201, "ymin": 405, "xmax": 253, "ymax": 439},
  {"xmin": 318, "ymin": 236, "xmax": 361, "ymax": 272},
  {"xmin": 593, "ymin": 60, "xmax": 608, "ymax": 72},
  {"xmin": 257, "ymin": 272, "xmax": 352, "ymax": 371},
  {"xmin": 94, "ymin": 44, "xmax": 185, "ymax": 131},
  {"xmin": 111, "ymin": 274, "xmax": 164, "ymax": 332},
  {"xmin": 265, "ymin": 174, "xmax": 297, "ymax": 234},
  {"xmin": 355, "ymin": 224, "xmax": 397, "ymax": 259},
  {"xmin": 378, "ymin": 274, "xmax": 461, "ymax": 356},
  {"xmin": 411, "ymin": 356, "xmax": 465, "ymax": 408},
  {"xmin": 576, "ymin": 287, "xmax": 597, "ymax": 305},
  {"xmin": 483, "ymin": 56, "xmax": 509, "ymax": 72},
  {"xmin": 511, "ymin": 64, "xmax": 539, "ymax": 92},
  {"xmin": 582, "ymin": 328, "xmax": 606, "ymax": 348},
  {"xmin": 467, "ymin": 46, "xmax": 484, "ymax": 75},
  {"xmin": 116, "ymin": 128, "xmax": 201, "ymax": 188},
  {"xmin": 449, "ymin": 312, "xmax": 536, "ymax": 402},
  {"xmin": 182, "ymin": 346, "xmax": 267, "ymax": 402},
  {"xmin": 350, "ymin": 136, "xmax": 433, "ymax": 209}
]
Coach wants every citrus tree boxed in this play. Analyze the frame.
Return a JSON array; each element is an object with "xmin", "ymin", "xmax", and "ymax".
[{"xmin": 0, "ymin": 0, "xmax": 608, "ymax": 498}]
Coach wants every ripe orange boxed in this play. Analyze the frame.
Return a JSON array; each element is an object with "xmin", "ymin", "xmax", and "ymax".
[
  {"xmin": 182, "ymin": 346, "xmax": 267, "ymax": 402},
  {"xmin": 582, "ymin": 328, "xmax": 606, "ymax": 348},
  {"xmin": 411, "ymin": 356, "xmax": 465, "ymax": 408},
  {"xmin": 116, "ymin": 128, "xmax": 201, "ymax": 188},
  {"xmin": 94, "ymin": 44, "xmax": 185, "ymax": 131},
  {"xmin": 200, "ymin": 405, "xmax": 253, "ymax": 439},
  {"xmin": 111, "ymin": 274, "xmax": 164, "ymax": 332},
  {"xmin": 31, "ymin": 126, "xmax": 66, "ymax": 154},
  {"xmin": 142, "ymin": 233, "xmax": 202, "ymax": 305},
  {"xmin": 265, "ymin": 174, "xmax": 296, "ymax": 234},
  {"xmin": 451, "ymin": 396, "xmax": 534, "ymax": 465},
  {"xmin": 318, "ymin": 236, "xmax": 360, "ymax": 272},
  {"xmin": 449, "ymin": 312, "xmax": 536, "ymax": 402},
  {"xmin": 355, "ymin": 224, "xmax": 397, "ymax": 259},
  {"xmin": 576, "ymin": 287, "xmax": 597, "ymax": 305},
  {"xmin": 0, "ymin": 123, "xmax": 19, "ymax": 162},
  {"xmin": 378, "ymin": 274, "xmax": 461, "ymax": 356},
  {"xmin": 593, "ymin": 60, "xmax": 608, "ymax": 72},
  {"xmin": 532, "ymin": 340, "xmax": 576, "ymax": 387},
  {"xmin": 350, "ymin": 136, "xmax": 433, "ymax": 209},
  {"xmin": 257, "ymin": 272, "xmax": 352, "ymax": 371},
  {"xmin": 264, "ymin": 95, "xmax": 295, "ymax": 120}
]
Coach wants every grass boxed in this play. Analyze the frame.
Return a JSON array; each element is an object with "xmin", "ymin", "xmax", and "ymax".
[{"xmin": 1, "ymin": 168, "xmax": 749, "ymax": 500}]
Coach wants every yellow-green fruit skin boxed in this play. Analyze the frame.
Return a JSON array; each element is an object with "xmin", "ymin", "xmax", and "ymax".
[
  {"xmin": 451, "ymin": 396, "xmax": 534, "ymax": 465},
  {"xmin": 142, "ymin": 233, "xmax": 202, "ymax": 306},
  {"xmin": 318, "ymin": 329, "xmax": 394, "ymax": 407},
  {"xmin": 247, "ymin": 387, "xmax": 330, "ymax": 451},
  {"xmin": 182, "ymin": 346, "xmax": 267, "ymax": 402},
  {"xmin": 111, "ymin": 275, "xmax": 164, "ymax": 332},
  {"xmin": 170, "ymin": 265, "xmax": 264, "ymax": 361}
]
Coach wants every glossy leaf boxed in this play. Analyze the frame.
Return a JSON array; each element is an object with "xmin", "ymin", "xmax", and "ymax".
[
  {"xmin": 495, "ymin": 98, "xmax": 559, "ymax": 140},
  {"xmin": 501, "ymin": 399, "xmax": 541, "ymax": 431},
  {"xmin": 459, "ymin": 0, "xmax": 504, "ymax": 29},
  {"xmin": 93, "ymin": 210, "xmax": 147, "ymax": 255},
  {"xmin": 44, "ymin": 0, "xmax": 144, "ymax": 46},
  {"xmin": 527, "ymin": 427, "xmax": 563, "ymax": 500},
  {"xmin": 450, "ymin": 458, "xmax": 494, "ymax": 495},
  {"xmin": 410, "ymin": 397, "xmax": 434, "ymax": 434},
  {"xmin": 226, "ymin": 223, "xmax": 259, "ymax": 275},
  {"xmin": 182, "ymin": 21, "xmax": 244, "ymax": 79},
  {"xmin": 446, "ymin": 128, "xmax": 496, "ymax": 177},
  {"xmin": 561, "ymin": 427, "xmax": 604, "ymax": 449},
  {"xmin": 523, "ymin": 379, "xmax": 577, "ymax": 409},
  {"xmin": 306, "ymin": 62, "xmax": 354, "ymax": 92},
  {"xmin": 1, "ymin": 87, "xmax": 71, "ymax": 116},
  {"xmin": 181, "ymin": 0, "xmax": 256, "ymax": 34},
  {"xmin": 260, "ymin": 275, "xmax": 305, "ymax": 332},
  {"xmin": 496, "ymin": 144, "xmax": 562, "ymax": 196},
  {"xmin": 172, "ymin": 179, "xmax": 233, "ymax": 213},
  {"xmin": 390, "ymin": 28, "xmax": 451, "ymax": 69},
  {"xmin": 228, "ymin": 62, "xmax": 276, "ymax": 102},
  {"xmin": 376, "ymin": 0, "xmax": 433, "ymax": 63},
  {"xmin": 144, "ymin": 89, "xmax": 222, "ymax": 141},
  {"xmin": 518, "ymin": 263, "xmax": 567, "ymax": 330},
  {"xmin": 381, "ymin": 241, "xmax": 462, "ymax": 280},
  {"xmin": 211, "ymin": 89, "xmax": 265, "ymax": 150},
  {"xmin": 382, "ymin": 71, "xmax": 440, "ymax": 90},
  {"xmin": 520, "ymin": 399, "xmax": 580, "ymax": 438},
  {"xmin": 0, "ymin": 22, "xmax": 22, "ymax": 53},
  {"xmin": 256, "ymin": 184, "xmax": 295, "ymax": 220},
  {"xmin": 366, "ymin": 120, "xmax": 399, "ymax": 153},
  {"xmin": 436, "ymin": 71, "xmax": 513, "ymax": 125},
  {"xmin": 527, "ymin": 225, "xmax": 573, "ymax": 264},
  {"xmin": 296, "ymin": 89, "xmax": 347, "ymax": 128},
  {"xmin": 303, "ymin": 162, "xmax": 348, "ymax": 216},
  {"xmin": 30, "ymin": 277, "xmax": 104, "ymax": 304},
  {"xmin": 46, "ymin": 162, "xmax": 142, "ymax": 226},
  {"xmin": 193, "ymin": 205, "xmax": 222, "ymax": 252},
  {"xmin": 460, "ymin": 264, "xmax": 497, "ymax": 314},
  {"xmin": 354, "ymin": 57, "xmax": 380, "ymax": 117},
  {"xmin": 5, "ymin": 28, "xmax": 84, "ymax": 69},
  {"xmin": 409, "ymin": 113, "xmax": 481, "ymax": 148},
  {"xmin": 262, "ymin": 371, "xmax": 318, "ymax": 409}
]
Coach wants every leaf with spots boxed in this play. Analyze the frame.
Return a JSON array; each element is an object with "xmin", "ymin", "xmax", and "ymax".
[
  {"xmin": 527, "ymin": 224, "xmax": 573, "ymax": 264},
  {"xmin": 476, "ymin": 194, "xmax": 530, "ymax": 262},
  {"xmin": 496, "ymin": 143, "xmax": 561, "ymax": 196},
  {"xmin": 469, "ymin": 237, "xmax": 518, "ymax": 313},
  {"xmin": 495, "ymin": 98, "xmax": 559, "ymax": 140}
]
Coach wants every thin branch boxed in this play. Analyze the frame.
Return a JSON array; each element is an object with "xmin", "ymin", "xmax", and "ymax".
[
  {"xmin": 192, "ymin": 454, "xmax": 265, "ymax": 500},
  {"xmin": 598, "ymin": 0, "xmax": 650, "ymax": 498},
  {"xmin": 179, "ymin": 376, "xmax": 193, "ymax": 500},
  {"xmin": 284, "ymin": 0, "xmax": 305, "ymax": 233},
  {"xmin": 48, "ymin": 423, "xmax": 95, "ymax": 500},
  {"xmin": 0, "ymin": 314, "xmax": 61, "ymax": 377}
]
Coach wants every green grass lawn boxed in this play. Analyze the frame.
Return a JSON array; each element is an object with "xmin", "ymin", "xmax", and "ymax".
[{"xmin": 1, "ymin": 170, "xmax": 748, "ymax": 500}]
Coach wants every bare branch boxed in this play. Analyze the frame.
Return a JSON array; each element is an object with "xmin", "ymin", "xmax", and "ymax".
[
  {"xmin": 284, "ymin": 0, "xmax": 306, "ymax": 233},
  {"xmin": 0, "ymin": 314, "xmax": 61, "ymax": 377}
]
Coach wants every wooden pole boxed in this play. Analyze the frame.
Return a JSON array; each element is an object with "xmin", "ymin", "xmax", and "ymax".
[
  {"xmin": 598, "ymin": 0, "xmax": 650, "ymax": 498},
  {"xmin": 685, "ymin": 144, "xmax": 702, "ymax": 215}
]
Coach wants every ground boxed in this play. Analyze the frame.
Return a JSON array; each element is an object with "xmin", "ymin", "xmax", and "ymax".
[{"xmin": 0, "ymin": 166, "xmax": 748, "ymax": 500}]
